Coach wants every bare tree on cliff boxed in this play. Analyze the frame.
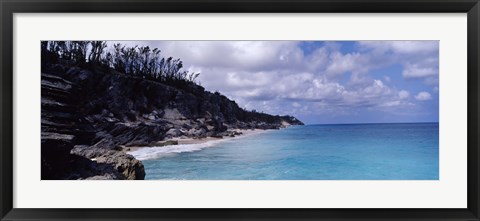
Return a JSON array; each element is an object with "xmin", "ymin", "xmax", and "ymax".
[
  {"xmin": 88, "ymin": 41, "xmax": 107, "ymax": 63},
  {"xmin": 71, "ymin": 41, "xmax": 89, "ymax": 63},
  {"xmin": 41, "ymin": 41, "xmax": 201, "ymax": 85}
]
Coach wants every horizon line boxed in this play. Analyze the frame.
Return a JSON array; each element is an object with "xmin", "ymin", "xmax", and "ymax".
[{"xmin": 301, "ymin": 121, "xmax": 439, "ymax": 126}]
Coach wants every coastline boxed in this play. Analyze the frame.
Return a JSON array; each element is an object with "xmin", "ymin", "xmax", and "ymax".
[
  {"xmin": 40, "ymin": 43, "xmax": 304, "ymax": 180},
  {"xmin": 140, "ymin": 123, "xmax": 439, "ymax": 180},
  {"xmin": 125, "ymin": 128, "xmax": 271, "ymax": 160}
]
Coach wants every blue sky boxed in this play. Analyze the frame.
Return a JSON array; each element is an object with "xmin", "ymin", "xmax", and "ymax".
[{"xmin": 114, "ymin": 41, "xmax": 439, "ymax": 124}]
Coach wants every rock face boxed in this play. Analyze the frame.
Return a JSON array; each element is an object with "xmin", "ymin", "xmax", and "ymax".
[
  {"xmin": 41, "ymin": 70, "xmax": 83, "ymax": 180},
  {"xmin": 41, "ymin": 63, "xmax": 145, "ymax": 180},
  {"xmin": 41, "ymin": 62, "xmax": 304, "ymax": 180}
]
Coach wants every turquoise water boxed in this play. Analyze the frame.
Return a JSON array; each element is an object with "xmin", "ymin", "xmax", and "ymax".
[{"xmin": 130, "ymin": 123, "xmax": 439, "ymax": 180}]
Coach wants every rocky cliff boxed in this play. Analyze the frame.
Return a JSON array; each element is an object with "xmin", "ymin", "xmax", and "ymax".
[{"xmin": 41, "ymin": 62, "xmax": 304, "ymax": 180}]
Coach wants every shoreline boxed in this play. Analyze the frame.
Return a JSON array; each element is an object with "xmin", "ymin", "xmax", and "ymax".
[{"xmin": 124, "ymin": 128, "xmax": 270, "ymax": 154}]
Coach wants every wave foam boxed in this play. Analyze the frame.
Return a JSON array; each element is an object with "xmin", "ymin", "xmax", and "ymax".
[
  {"xmin": 128, "ymin": 129, "xmax": 269, "ymax": 161},
  {"xmin": 128, "ymin": 139, "xmax": 226, "ymax": 160}
]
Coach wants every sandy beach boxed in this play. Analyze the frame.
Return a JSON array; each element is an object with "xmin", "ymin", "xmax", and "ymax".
[{"xmin": 124, "ymin": 129, "xmax": 268, "ymax": 153}]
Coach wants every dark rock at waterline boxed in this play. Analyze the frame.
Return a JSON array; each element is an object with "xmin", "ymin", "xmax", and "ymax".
[
  {"xmin": 71, "ymin": 146, "xmax": 145, "ymax": 180},
  {"xmin": 41, "ymin": 61, "xmax": 303, "ymax": 180},
  {"xmin": 41, "ymin": 132, "xmax": 75, "ymax": 180}
]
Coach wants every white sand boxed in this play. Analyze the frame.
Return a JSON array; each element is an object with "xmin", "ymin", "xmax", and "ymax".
[
  {"xmin": 175, "ymin": 129, "xmax": 266, "ymax": 145},
  {"xmin": 125, "ymin": 129, "xmax": 268, "ymax": 153}
]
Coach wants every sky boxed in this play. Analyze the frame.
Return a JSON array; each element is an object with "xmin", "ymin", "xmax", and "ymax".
[{"xmin": 111, "ymin": 41, "xmax": 439, "ymax": 125}]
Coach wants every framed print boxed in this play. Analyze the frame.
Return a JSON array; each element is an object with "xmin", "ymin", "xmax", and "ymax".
[{"xmin": 1, "ymin": 0, "xmax": 479, "ymax": 220}]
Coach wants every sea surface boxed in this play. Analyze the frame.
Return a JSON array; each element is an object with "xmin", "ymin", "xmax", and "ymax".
[{"xmin": 129, "ymin": 123, "xmax": 439, "ymax": 180}]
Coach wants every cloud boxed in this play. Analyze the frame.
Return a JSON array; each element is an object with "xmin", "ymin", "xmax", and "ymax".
[
  {"xmin": 358, "ymin": 41, "xmax": 439, "ymax": 84},
  {"xmin": 398, "ymin": 90, "xmax": 410, "ymax": 99},
  {"xmin": 415, "ymin": 92, "xmax": 432, "ymax": 101},
  {"xmin": 357, "ymin": 41, "xmax": 438, "ymax": 55},
  {"xmin": 402, "ymin": 64, "xmax": 437, "ymax": 78},
  {"xmin": 110, "ymin": 40, "xmax": 438, "ymax": 121},
  {"xmin": 128, "ymin": 41, "xmax": 307, "ymax": 73},
  {"xmin": 325, "ymin": 52, "xmax": 365, "ymax": 77}
]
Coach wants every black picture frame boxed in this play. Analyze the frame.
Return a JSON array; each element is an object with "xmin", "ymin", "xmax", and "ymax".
[{"xmin": 1, "ymin": 0, "xmax": 479, "ymax": 220}]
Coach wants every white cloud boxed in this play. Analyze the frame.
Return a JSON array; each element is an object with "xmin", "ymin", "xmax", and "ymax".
[
  {"xmin": 140, "ymin": 41, "xmax": 306, "ymax": 73},
  {"xmin": 358, "ymin": 41, "xmax": 438, "ymax": 55},
  {"xmin": 389, "ymin": 41, "xmax": 439, "ymax": 54},
  {"xmin": 110, "ymin": 40, "xmax": 437, "ymax": 119},
  {"xmin": 358, "ymin": 41, "xmax": 439, "ymax": 82},
  {"xmin": 225, "ymin": 72, "xmax": 271, "ymax": 88},
  {"xmin": 415, "ymin": 92, "xmax": 432, "ymax": 101},
  {"xmin": 402, "ymin": 64, "xmax": 437, "ymax": 78},
  {"xmin": 398, "ymin": 90, "xmax": 410, "ymax": 99},
  {"xmin": 325, "ymin": 52, "xmax": 363, "ymax": 76},
  {"xmin": 292, "ymin": 102, "xmax": 301, "ymax": 108}
]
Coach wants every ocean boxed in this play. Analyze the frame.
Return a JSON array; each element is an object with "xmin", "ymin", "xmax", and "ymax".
[{"xmin": 129, "ymin": 123, "xmax": 439, "ymax": 180}]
